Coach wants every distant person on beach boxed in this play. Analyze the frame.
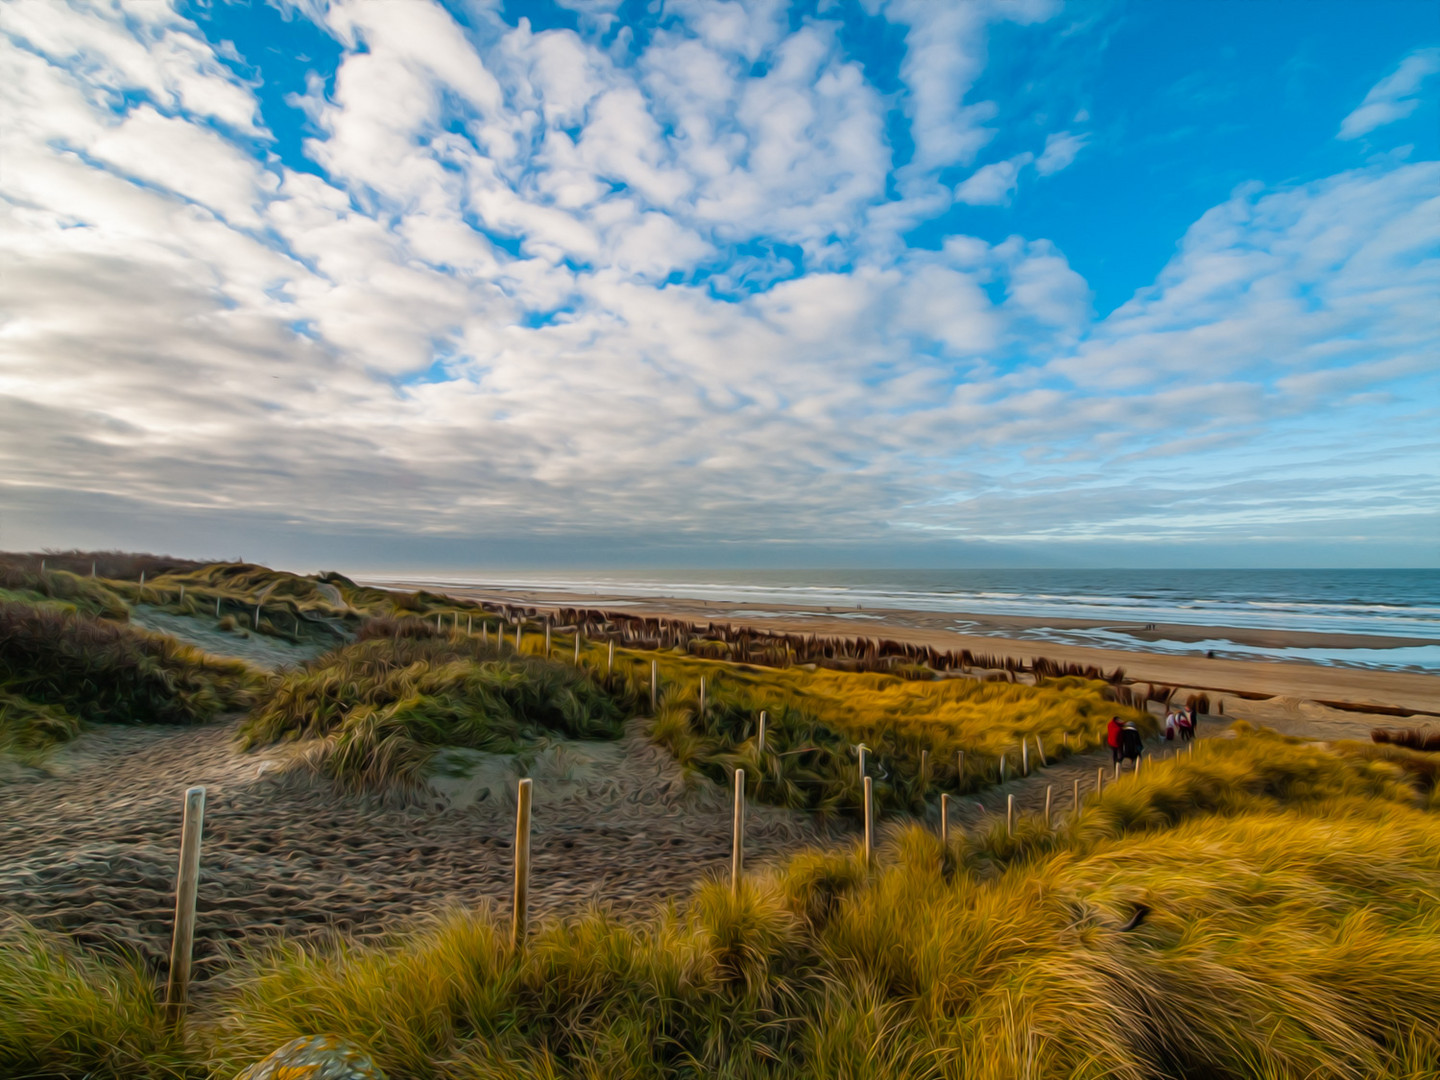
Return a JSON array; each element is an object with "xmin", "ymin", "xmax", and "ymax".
[
  {"xmin": 1121, "ymin": 721, "xmax": 1144, "ymax": 765},
  {"xmin": 1179, "ymin": 706, "xmax": 1195, "ymax": 741},
  {"xmin": 1187, "ymin": 703, "xmax": 1199, "ymax": 738},
  {"xmin": 1165, "ymin": 709, "xmax": 1178, "ymax": 740},
  {"xmin": 1107, "ymin": 715, "xmax": 1124, "ymax": 764}
]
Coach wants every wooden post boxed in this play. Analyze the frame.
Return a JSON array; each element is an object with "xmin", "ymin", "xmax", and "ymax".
[
  {"xmin": 91, "ymin": 560, "xmax": 96, "ymax": 577},
  {"xmin": 140, "ymin": 570, "xmax": 145, "ymax": 587},
  {"xmin": 165, "ymin": 786, "xmax": 205, "ymax": 1026},
  {"xmin": 699, "ymin": 677, "xmax": 706, "ymax": 717},
  {"xmin": 1036, "ymin": 735, "xmax": 1047, "ymax": 767},
  {"xmin": 939, "ymin": 793, "xmax": 950, "ymax": 847},
  {"xmin": 574, "ymin": 631, "xmax": 581, "ymax": 664},
  {"xmin": 757, "ymin": 711, "xmax": 767, "ymax": 755},
  {"xmin": 857, "ymin": 744, "xmax": 868, "ymax": 789},
  {"xmin": 607, "ymin": 640, "xmax": 614, "ymax": 676},
  {"xmin": 482, "ymin": 623, "xmax": 489, "ymax": 645},
  {"xmin": 215, "ymin": 596, "xmax": 221, "ymax": 618},
  {"xmin": 1073, "ymin": 777, "xmax": 1080, "ymax": 816},
  {"xmin": 731, "ymin": 768, "xmax": 745, "ymax": 896},
  {"xmin": 544, "ymin": 624, "xmax": 551, "ymax": 655},
  {"xmin": 468, "ymin": 615, "xmax": 472, "ymax": 635},
  {"xmin": 1006, "ymin": 793, "xmax": 1014, "ymax": 837},
  {"xmin": 511, "ymin": 778, "xmax": 532, "ymax": 949},
  {"xmin": 920, "ymin": 749, "xmax": 929, "ymax": 786},
  {"xmin": 1097, "ymin": 767, "xmax": 1104, "ymax": 795},
  {"xmin": 650, "ymin": 660, "xmax": 658, "ymax": 711},
  {"xmin": 1114, "ymin": 761, "xmax": 1120, "ymax": 781},
  {"xmin": 999, "ymin": 753, "xmax": 1006, "ymax": 783},
  {"xmin": 436, "ymin": 613, "xmax": 442, "ymax": 630},
  {"xmin": 1022, "ymin": 738, "xmax": 1029, "ymax": 777},
  {"xmin": 179, "ymin": 584, "xmax": 185, "ymax": 603},
  {"xmin": 863, "ymin": 776, "xmax": 874, "ymax": 869},
  {"xmin": 254, "ymin": 603, "xmax": 260, "ymax": 629},
  {"xmin": 515, "ymin": 624, "xmax": 522, "ymax": 651},
  {"xmin": 957, "ymin": 750, "xmax": 964, "ymax": 787},
  {"xmin": 1044, "ymin": 784, "xmax": 1053, "ymax": 825}
]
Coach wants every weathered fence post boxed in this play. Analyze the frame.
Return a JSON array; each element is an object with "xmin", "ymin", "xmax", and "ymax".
[
  {"xmin": 1096, "ymin": 767, "xmax": 1104, "ymax": 795},
  {"xmin": 857, "ymin": 744, "xmax": 868, "ymax": 789},
  {"xmin": 1044, "ymin": 785, "xmax": 1053, "ymax": 825},
  {"xmin": 1036, "ymin": 735, "xmax": 1047, "ymax": 767},
  {"xmin": 650, "ymin": 660, "xmax": 658, "ymax": 711},
  {"xmin": 863, "ymin": 775, "xmax": 874, "ymax": 869},
  {"xmin": 544, "ymin": 624, "xmax": 551, "ymax": 655},
  {"xmin": 515, "ymin": 624, "xmax": 522, "ymax": 652},
  {"xmin": 1006, "ymin": 793, "xmax": 1015, "ymax": 837},
  {"xmin": 1022, "ymin": 738, "xmax": 1029, "ymax": 777},
  {"xmin": 574, "ymin": 631, "xmax": 581, "ymax": 664},
  {"xmin": 920, "ymin": 749, "xmax": 929, "ymax": 786},
  {"xmin": 607, "ymin": 640, "xmax": 614, "ymax": 676},
  {"xmin": 731, "ymin": 768, "xmax": 745, "ymax": 896},
  {"xmin": 956, "ymin": 750, "xmax": 964, "ymax": 787},
  {"xmin": 1073, "ymin": 777, "xmax": 1080, "ymax": 817},
  {"xmin": 1114, "ymin": 760, "xmax": 1120, "ymax": 781},
  {"xmin": 165, "ymin": 786, "xmax": 206, "ymax": 1026},
  {"xmin": 757, "ymin": 711, "xmax": 767, "ymax": 755},
  {"xmin": 999, "ymin": 753, "xmax": 1006, "ymax": 783},
  {"xmin": 699, "ymin": 677, "xmax": 706, "ymax": 717},
  {"xmin": 511, "ymin": 778, "xmax": 532, "ymax": 949},
  {"xmin": 939, "ymin": 793, "xmax": 950, "ymax": 847},
  {"xmin": 468, "ymin": 615, "xmax": 472, "ymax": 635},
  {"xmin": 254, "ymin": 603, "xmax": 261, "ymax": 629}
]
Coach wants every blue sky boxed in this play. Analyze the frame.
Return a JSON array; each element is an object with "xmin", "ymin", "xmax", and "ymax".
[{"xmin": 1, "ymin": 0, "xmax": 1436, "ymax": 569}]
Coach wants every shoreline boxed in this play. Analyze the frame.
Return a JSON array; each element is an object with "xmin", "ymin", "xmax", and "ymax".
[{"xmin": 366, "ymin": 578, "xmax": 1440, "ymax": 718}]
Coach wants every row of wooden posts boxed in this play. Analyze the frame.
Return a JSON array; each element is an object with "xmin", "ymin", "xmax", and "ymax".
[{"xmin": 158, "ymin": 735, "xmax": 1197, "ymax": 1024}]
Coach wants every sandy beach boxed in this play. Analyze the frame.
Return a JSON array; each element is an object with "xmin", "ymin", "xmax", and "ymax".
[{"xmin": 369, "ymin": 579, "xmax": 1440, "ymax": 730}]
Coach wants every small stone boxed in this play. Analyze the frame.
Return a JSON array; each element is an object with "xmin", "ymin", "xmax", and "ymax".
[{"xmin": 235, "ymin": 1035, "xmax": 386, "ymax": 1080}]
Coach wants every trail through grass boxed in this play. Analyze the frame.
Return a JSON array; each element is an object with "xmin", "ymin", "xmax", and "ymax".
[{"xmin": 3, "ymin": 727, "xmax": 1436, "ymax": 1080}]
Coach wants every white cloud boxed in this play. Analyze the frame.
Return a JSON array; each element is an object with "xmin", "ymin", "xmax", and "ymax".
[
  {"xmin": 1, "ymin": 0, "xmax": 1435, "ymax": 559},
  {"xmin": 1034, "ymin": 130, "xmax": 1087, "ymax": 176},
  {"xmin": 1338, "ymin": 47, "xmax": 1440, "ymax": 140},
  {"xmin": 954, "ymin": 153, "xmax": 1033, "ymax": 205}
]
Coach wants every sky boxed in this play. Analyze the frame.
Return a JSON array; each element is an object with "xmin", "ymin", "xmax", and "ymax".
[{"xmin": 1, "ymin": 0, "xmax": 1437, "ymax": 571}]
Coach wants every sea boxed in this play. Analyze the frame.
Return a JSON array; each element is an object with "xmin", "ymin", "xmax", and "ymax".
[{"xmin": 384, "ymin": 568, "xmax": 1440, "ymax": 674}]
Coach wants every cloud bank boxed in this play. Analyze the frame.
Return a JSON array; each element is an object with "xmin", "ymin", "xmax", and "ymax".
[{"xmin": 0, "ymin": 0, "xmax": 1435, "ymax": 567}]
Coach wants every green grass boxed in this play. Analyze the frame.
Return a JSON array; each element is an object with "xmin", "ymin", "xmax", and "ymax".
[
  {"xmin": 3, "ymin": 727, "xmax": 1436, "ymax": 1080},
  {"xmin": 239, "ymin": 627, "xmax": 628, "ymax": 790}
]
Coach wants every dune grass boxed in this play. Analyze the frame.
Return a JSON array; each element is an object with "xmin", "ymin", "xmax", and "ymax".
[
  {"xmin": 3, "ymin": 727, "xmax": 1436, "ymax": 1080},
  {"xmin": 0, "ymin": 601, "xmax": 257, "ymax": 751},
  {"xmin": 619, "ymin": 646, "xmax": 1149, "ymax": 816},
  {"xmin": 239, "ymin": 626, "xmax": 628, "ymax": 790}
]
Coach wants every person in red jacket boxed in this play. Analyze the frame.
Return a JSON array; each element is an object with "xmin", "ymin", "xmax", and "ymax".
[{"xmin": 1107, "ymin": 716, "xmax": 1124, "ymax": 765}]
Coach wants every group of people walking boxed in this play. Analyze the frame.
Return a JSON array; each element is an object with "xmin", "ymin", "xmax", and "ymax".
[{"xmin": 1106, "ymin": 704, "xmax": 1198, "ymax": 766}]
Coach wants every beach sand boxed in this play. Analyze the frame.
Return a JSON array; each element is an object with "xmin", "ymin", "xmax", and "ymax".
[{"xmin": 370, "ymin": 580, "xmax": 1440, "ymax": 740}]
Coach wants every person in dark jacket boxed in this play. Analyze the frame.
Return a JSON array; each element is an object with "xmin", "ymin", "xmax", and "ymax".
[
  {"xmin": 1107, "ymin": 716, "xmax": 1124, "ymax": 765},
  {"xmin": 1121, "ymin": 722, "xmax": 1144, "ymax": 764}
]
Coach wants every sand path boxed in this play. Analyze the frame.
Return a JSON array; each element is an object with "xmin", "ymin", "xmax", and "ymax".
[{"xmin": 0, "ymin": 613, "xmax": 836, "ymax": 985}]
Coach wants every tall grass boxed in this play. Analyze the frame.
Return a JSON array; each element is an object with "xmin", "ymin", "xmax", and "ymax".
[
  {"xmin": 635, "ymin": 650, "xmax": 1149, "ymax": 816},
  {"xmin": 0, "ymin": 601, "xmax": 256, "ymax": 732},
  {"xmin": 4, "ymin": 728, "xmax": 1435, "ymax": 1079},
  {"xmin": 240, "ymin": 631, "xmax": 627, "ymax": 790}
]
